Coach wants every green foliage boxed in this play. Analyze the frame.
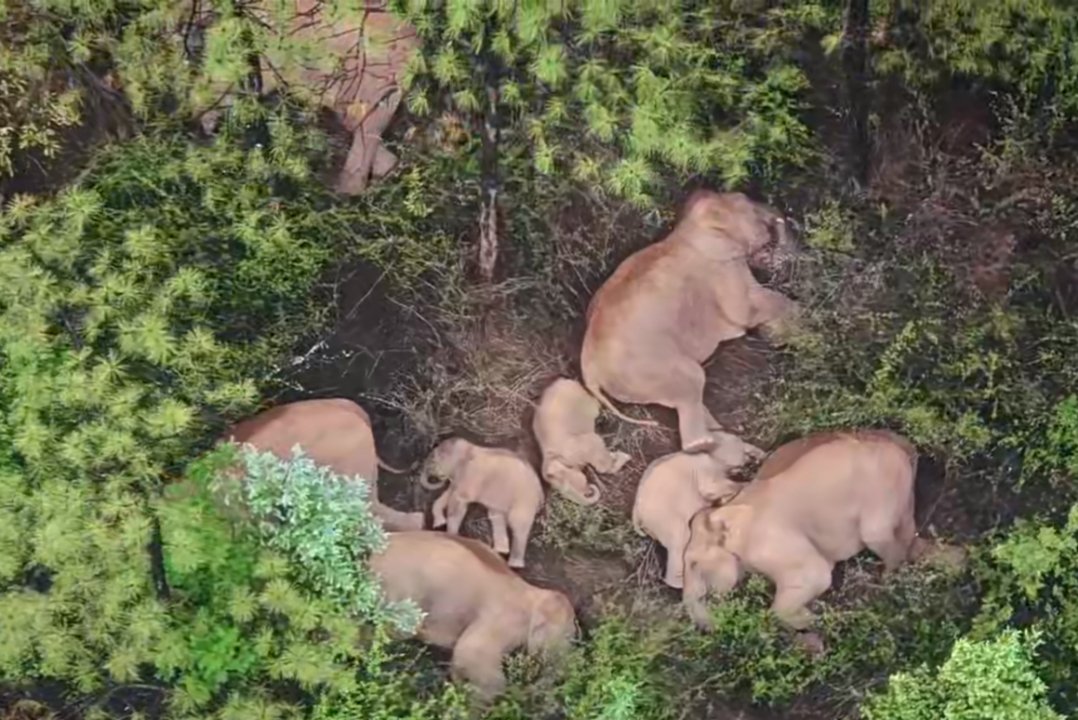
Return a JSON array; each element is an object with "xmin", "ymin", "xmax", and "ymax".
[
  {"xmin": 539, "ymin": 494, "xmax": 641, "ymax": 557},
  {"xmin": 234, "ymin": 444, "xmax": 421, "ymax": 631},
  {"xmin": 393, "ymin": 0, "xmax": 832, "ymax": 205},
  {"xmin": 766, "ymin": 237, "xmax": 1078, "ymax": 479},
  {"xmin": 155, "ymin": 444, "xmax": 423, "ymax": 711},
  {"xmin": 559, "ymin": 615, "xmax": 669, "ymax": 720},
  {"xmin": 803, "ymin": 198, "xmax": 856, "ymax": 253},
  {"xmin": 0, "ymin": 0, "xmax": 87, "ymax": 176},
  {"xmin": 0, "ymin": 127, "xmax": 455, "ymax": 714},
  {"xmin": 862, "ymin": 629, "xmax": 1062, "ymax": 720},
  {"xmin": 877, "ymin": 0, "xmax": 1078, "ymax": 134},
  {"xmin": 972, "ymin": 504, "xmax": 1078, "ymax": 710}
]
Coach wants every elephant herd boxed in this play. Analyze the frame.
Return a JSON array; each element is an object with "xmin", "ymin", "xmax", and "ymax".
[{"xmin": 218, "ymin": 190, "xmax": 926, "ymax": 699}]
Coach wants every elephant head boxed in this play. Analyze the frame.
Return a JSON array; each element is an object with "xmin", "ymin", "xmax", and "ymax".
[
  {"xmin": 706, "ymin": 431, "xmax": 767, "ymax": 474},
  {"xmin": 419, "ymin": 437, "xmax": 471, "ymax": 490},
  {"xmin": 542, "ymin": 456, "xmax": 601, "ymax": 505},
  {"xmin": 682, "ymin": 504, "xmax": 751, "ymax": 631},
  {"xmin": 682, "ymin": 190, "xmax": 800, "ymax": 276},
  {"xmin": 526, "ymin": 588, "xmax": 577, "ymax": 657}
]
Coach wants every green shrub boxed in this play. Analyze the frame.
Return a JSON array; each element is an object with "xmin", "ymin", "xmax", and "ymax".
[
  {"xmin": 0, "ymin": 126, "xmax": 457, "ymax": 714},
  {"xmin": 393, "ymin": 0, "xmax": 833, "ymax": 206},
  {"xmin": 154, "ymin": 444, "xmax": 426, "ymax": 712},
  {"xmin": 972, "ymin": 503, "xmax": 1078, "ymax": 710},
  {"xmin": 878, "ymin": 1, "xmax": 1078, "ymax": 134},
  {"xmin": 861, "ymin": 629, "xmax": 1062, "ymax": 720}
]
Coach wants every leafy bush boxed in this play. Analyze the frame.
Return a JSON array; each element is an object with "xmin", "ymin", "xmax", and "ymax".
[
  {"xmin": 878, "ymin": 1, "xmax": 1078, "ymax": 133},
  {"xmin": 972, "ymin": 503, "xmax": 1078, "ymax": 710},
  {"xmin": 155, "ymin": 444, "xmax": 426, "ymax": 711},
  {"xmin": 228, "ymin": 444, "xmax": 420, "ymax": 630},
  {"xmin": 393, "ymin": 0, "xmax": 832, "ymax": 205},
  {"xmin": 0, "ymin": 126, "xmax": 456, "ymax": 714},
  {"xmin": 861, "ymin": 629, "xmax": 1062, "ymax": 720}
]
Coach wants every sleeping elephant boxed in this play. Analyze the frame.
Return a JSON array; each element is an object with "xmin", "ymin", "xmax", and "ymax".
[
  {"xmin": 532, "ymin": 377, "xmax": 631, "ymax": 505},
  {"xmin": 370, "ymin": 531, "xmax": 576, "ymax": 700},
  {"xmin": 580, "ymin": 190, "xmax": 800, "ymax": 452},
  {"xmin": 632, "ymin": 448, "xmax": 746, "ymax": 589},
  {"xmin": 420, "ymin": 437, "xmax": 544, "ymax": 568},
  {"xmin": 221, "ymin": 398, "xmax": 424, "ymax": 531},
  {"xmin": 189, "ymin": 0, "xmax": 418, "ymax": 195},
  {"xmin": 682, "ymin": 429, "xmax": 918, "ymax": 631}
]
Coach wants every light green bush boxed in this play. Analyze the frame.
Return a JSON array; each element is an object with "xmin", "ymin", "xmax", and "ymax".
[
  {"xmin": 234, "ymin": 444, "xmax": 421, "ymax": 631},
  {"xmin": 861, "ymin": 629, "xmax": 1062, "ymax": 720}
]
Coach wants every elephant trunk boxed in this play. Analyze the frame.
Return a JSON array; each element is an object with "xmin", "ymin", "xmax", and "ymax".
[
  {"xmin": 418, "ymin": 458, "xmax": 448, "ymax": 490},
  {"xmin": 563, "ymin": 481, "xmax": 601, "ymax": 506}
]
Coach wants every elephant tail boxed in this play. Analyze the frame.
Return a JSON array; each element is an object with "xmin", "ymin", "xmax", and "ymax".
[
  {"xmin": 377, "ymin": 455, "xmax": 417, "ymax": 475},
  {"xmin": 580, "ymin": 344, "xmax": 659, "ymax": 428},
  {"xmin": 418, "ymin": 468, "xmax": 448, "ymax": 491},
  {"xmin": 630, "ymin": 502, "xmax": 648, "ymax": 537}
]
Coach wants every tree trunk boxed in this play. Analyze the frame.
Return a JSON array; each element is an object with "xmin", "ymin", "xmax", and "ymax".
[
  {"xmin": 476, "ymin": 49, "xmax": 501, "ymax": 284},
  {"xmin": 842, "ymin": 0, "xmax": 871, "ymax": 186}
]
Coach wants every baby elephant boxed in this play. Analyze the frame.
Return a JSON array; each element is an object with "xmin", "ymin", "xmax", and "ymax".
[
  {"xmin": 683, "ymin": 430, "xmax": 918, "ymax": 632},
  {"xmin": 632, "ymin": 450, "xmax": 743, "ymax": 589},
  {"xmin": 532, "ymin": 377, "xmax": 631, "ymax": 504},
  {"xmin": 370, "ymin": 531, "xmax": 576, "ymax": 700},
  {"xmin": 420, "ymin": 437, "xmax": 544, "ymax": 568}
]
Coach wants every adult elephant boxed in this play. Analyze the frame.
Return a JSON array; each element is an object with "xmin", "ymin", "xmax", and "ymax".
[
  {"xmin": 580, "ymin": 190, "xmax": 800, "ymax": 452},
  {"xmin": 220, "ymin": 397, "xmax": 424, "ymax": 531},
  {"xmin": 189, "ymin": 0, "xmax": 418, "ymax": 195}
]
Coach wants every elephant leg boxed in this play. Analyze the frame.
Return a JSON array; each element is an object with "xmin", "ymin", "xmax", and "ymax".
[
  {"xmin": 580, "ymin": 434, "xmax": 630, "ymax": 475},
  {"xmin": 335, "ymin": 98, "xmax": 398, "ymax": 195},
  {"xmin": 489, "ymin": 510, "xmax": 510, "ymax": 555},
  {"xmin": 864, "ymin": 507, "xmax": 917, "ymax": 574},
  {"xmin": 446, "ymin": 494, "xmax": 469, "ymax": 536},
  {"xmin": 662, "ymin": 526, "xmax": 690, "ymax": 589},
  {"xmin": 451, "ymin": 623, "xmax": 507, "ymax": 700},
  {"xmin": 704, "ymin": 408, "xmax": 725, "ymax": 432},
  {"xmin": 506, "ymin": 506, "xmax": 536, "ymax": 569},
  {"xmin": 658, "ymin": 358, "xmax": 716, "ymax": 453},
  {"xmin": 374, "ymin": 501, "xmax": 425, "ymax": 532},
  {"xmin": 431, "ymin": 490, "xmax": 451, "ymax": 528},
  {"xmin": 770, "ymin": 561, "xmax": 833, "ymax": 631},
  {"xmin": 749, "ymin": 287, "xmax": 799, "ymax": 344},
  {"xmin": 371, "ymin": 144, "xmax": 399, "ymax": 179}
]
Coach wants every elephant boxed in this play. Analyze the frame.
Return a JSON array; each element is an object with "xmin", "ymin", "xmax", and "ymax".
[
  {"xmin": 632, "ymin": 448, "xmax": 746, "ymax": 589},
  {"xmin": 189, "ymin": 0, "xmax": 418, "ymax": 195},
  {"xmin": 221, "ymin": 398, "xmax": 424, "ymax": 532},
  {"xmin": 420, "ymin": 437, "xmax": 544, "ymax": 569},
  {"xmin": 370, "ymin": 531, "xmax": 576, "ymax": 700},
  {"xmin": 682, "ymin": 429, "xmax": 918, "ymax": 631},
  {"xmin": 580, "ymin": 190, "xmax": 800, "ymax": 453},
  {"xmin": 532, "ymin": 377, "xmax": 631, "ymax": 505}
]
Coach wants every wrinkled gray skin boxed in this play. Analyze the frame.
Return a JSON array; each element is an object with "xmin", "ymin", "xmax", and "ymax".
[
  {"xmin": 370, "ymin": 531, "xmax": 576, "ymax": 700},
  {"xmin": 221, "ymin": 398, "xmax": 424, "ymax": 531},
  {"xmin": 683, "ymin": 430, "xmax": 918, "ymax": 631},
  {"xmin": 581, "ymin": 190, "xmax": 800, "ymax": 453},
  {"xmin": 421, "ymin": 437, "xmax": 545, "ymax": 569},
  {"xmin": 632, "ymin": 441, "xmax": 762, "ymax": 589},
  {"xmin": 532, "ymin": 377, "xmax": 631, "ymax": 505}
]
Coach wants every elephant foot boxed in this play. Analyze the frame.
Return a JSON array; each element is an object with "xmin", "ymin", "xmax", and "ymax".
[
  {"xmin": 508, "ymin": 556, "xmax": 526, "ymax": 570},
  {"xmin": 333, "ymin": 169, "xmax": 368, "ymax": 196},
  {"xmin": 794, "ymin": 631, "xmax": 826, "ymax": 657},
  {"xmin": 609, "ymin": 451, "xmax": 631, "ymax": 474},
  {"xmin": 663, "ymin": 573, "xmax": 684, "ymax": 590},
  {"xmin": 493, "ymin": 539, "xmax": 510, "ymax": 555}
]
